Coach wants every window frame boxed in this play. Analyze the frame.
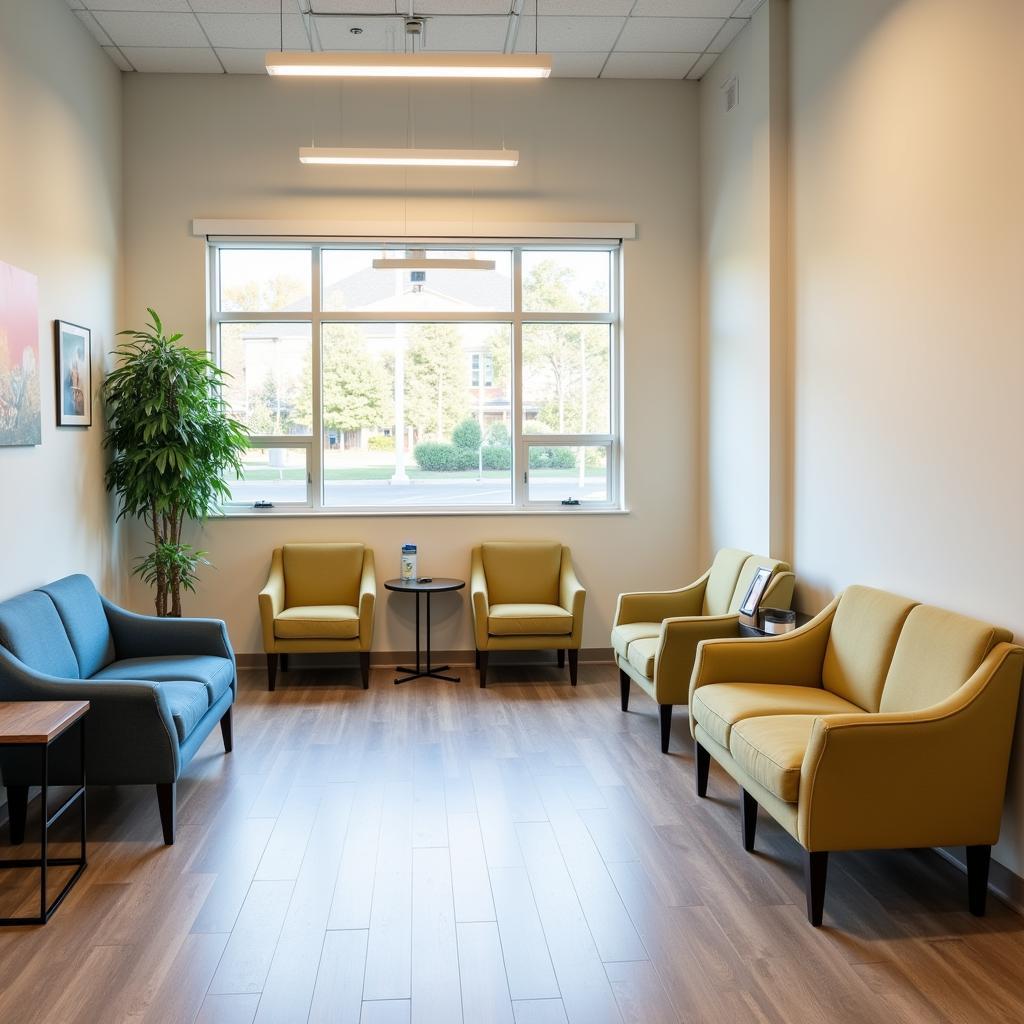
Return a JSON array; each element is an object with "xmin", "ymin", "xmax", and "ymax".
[{"xmin": 209, "ymin": 240, "xmax": 621, "ymax": 514}]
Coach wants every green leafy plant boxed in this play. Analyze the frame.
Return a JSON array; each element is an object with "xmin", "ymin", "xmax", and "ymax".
[{"xmin": 103, "ymin": 309, "xmax": 248, "ymax": 616}]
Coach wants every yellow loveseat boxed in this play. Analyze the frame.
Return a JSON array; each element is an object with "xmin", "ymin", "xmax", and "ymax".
[
  {"xmin": 471, "ymin": 541, "xmax": 585, "ymax": 687},
  {"xmin": 258, "ymin": 543, "xmax": 376, "ymax": 691},
  {"xmin": 689, "ymin": 585, "xmax": 1023, "ymax": 926},
  {"xmin": 613, "ymin": 548, "xmax": 795, "ymax": 752}
]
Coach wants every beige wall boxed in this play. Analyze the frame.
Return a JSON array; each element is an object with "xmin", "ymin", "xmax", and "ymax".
[
  {"xmin": 703, "ymin": 0, "xmax": 1024, "ymax": 877},
  {"xmin": 121, "ymin": 75, "xmax": 702, "ymax": 654},
  {"xmin": 699, "ymin": 1, "xmax": 789, "ymax": 561},
  {"xmin": 0, "ymin": 0, "xmax": 123, "ymax": 602}
]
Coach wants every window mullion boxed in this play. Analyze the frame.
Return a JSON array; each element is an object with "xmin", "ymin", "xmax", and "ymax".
[
  {"xmin": 311, "ymin": 245, "xmax": 323, "ymax": 510},
  {"xmin": 513, "ymin": 248, "xmax": 525, "ymax": 508}
]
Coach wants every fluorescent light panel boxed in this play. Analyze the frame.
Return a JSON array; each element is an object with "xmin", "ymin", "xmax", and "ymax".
[
  {"xmin": 266, "ymin": 51, "xmax": 551, "ymax": 79},
  {"xmin": 300, "ymin": 147, "xmax": 519, "ymax": 168}
]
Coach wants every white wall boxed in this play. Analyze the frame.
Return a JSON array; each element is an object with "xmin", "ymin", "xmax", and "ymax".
[
  {"xmin": 699, "ymin": 0, "xmax": 789, "ymax": 562},
  {"xmin": 0, "ymin": 0, "xmax": 123, "ymax": 602},
  {"xmin": 120, "ymin": 75, "xmax": 702, "ymax": 654},
  {"xmin": 702, "ymin": 0, "xmax": 1024, "ymax": 878}
]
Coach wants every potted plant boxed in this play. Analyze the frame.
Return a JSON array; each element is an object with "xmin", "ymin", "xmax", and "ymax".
[{"xmin": 103, "ymin": 309, "xmax": 248, "ymax": 616}]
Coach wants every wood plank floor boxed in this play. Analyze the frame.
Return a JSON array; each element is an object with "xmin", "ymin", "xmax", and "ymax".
[{"xmin": 2, "ymin": 662, "xmax": 1023, "ymax": 1023}]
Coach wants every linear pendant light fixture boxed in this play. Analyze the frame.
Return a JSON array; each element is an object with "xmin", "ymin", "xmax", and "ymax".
[
  {"xmin": 372, "ymin": 249, "xmax": 496, "ymax": 271},
  {"xmin": 265, "ymin": 52, "xmax": 551, "ymax": 79},
  {"xmin": 299, "ymin": 146, "xmax": 519, "ymax": 168}
]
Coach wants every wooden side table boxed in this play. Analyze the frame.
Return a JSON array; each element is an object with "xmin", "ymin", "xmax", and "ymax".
[
  {"xmin": 0, "ymin": 701, "xmax": 89, "ymax": 926},
  {"xmin": 384, "ymin": 578, "xmax": 465, "ymax": 684}
]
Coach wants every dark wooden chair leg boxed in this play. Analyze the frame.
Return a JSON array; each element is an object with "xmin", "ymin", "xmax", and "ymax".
[
  {"xmin": 475, "ymin": 650, "xmax": 480, "ymax": 669},
  {"xmin": 557, "ymin": 649, "xmax": 566, "ymax": 668},
  {"xmin": 741, "ymin": 789, "xmax": 758, "ymax": 852},
  {"xmin": 619, "ymin": 670, "xmax": 630, "ymax": 711},
  {"xmin": 967, "ymin": 844, "xmax": 991, "ymax": 916},
  {"xmin": 695, "ymin": 740, "xmax": 710, "ymax": 796},
  {"xmin": 568, "ymin": 649, "xmax": 579, "ymax": 686},
  {"xmin": 479, "ymin": 651, "xmax": 488, "ymax": 688},
  {"xmin": 659, "ymin": 704, "xmax": 673, "ymax": 752},
  {"xmin": 360, "ymin": 652, "xmax": 371, "ymax": 690},
  {"xmin": 220, "ymin": 708, "xmax": 233, "ymax": 753},
  {"xmin": 280, "ymin": 654, "xmax": 289, "ymax": 672},
  {"xmin": 804, "ymin": 850, "xmax": 828, "ymax": 926},
  {"xmin": 157, "ymin": 783, "xmax": 176, "ymax": 846},
  {"xmin": 6, "ymin": 785, "xmax": 28, "ymax": 845},
  {"xmin": 266, "ymin": 653, "xmax": 279, "ymax": 692}
]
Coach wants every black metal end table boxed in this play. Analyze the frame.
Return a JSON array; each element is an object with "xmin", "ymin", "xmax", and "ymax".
[
  {"xmin": 0, "ymin": 700, "xmax": 88, "ymax": 926},
  {"xmin": 384, "ymin": 577, "xmax": 465, "ymax": 684}
]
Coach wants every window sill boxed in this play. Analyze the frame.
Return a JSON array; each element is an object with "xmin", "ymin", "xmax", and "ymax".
[{"xmin": 213, "ymin": 506, "xmax": 630, "ymax": 520}]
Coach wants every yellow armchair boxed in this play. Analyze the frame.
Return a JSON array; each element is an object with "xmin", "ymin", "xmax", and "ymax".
[
  {"xmin": 471, "ymin": 542, "xmax": 585, "ymax": 687},
  {"xmin": 613, "ymin": 548, "xmax": 795, "ymax": 752},
  {"xmin": 689, "ymin": 585, "xmax": 1023, "ymax": 926},
  {"xmin": 258, "ymin": 543, "xmax": 376, "ymax": 691}
]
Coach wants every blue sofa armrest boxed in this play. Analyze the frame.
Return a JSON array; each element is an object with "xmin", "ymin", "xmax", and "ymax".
[
  {"xmin": 102, "ymin": 599, "xmax": 235, "ymax": 672},
  {"xmin": 0, "ymin": 647, "xmax": 181, "ymax": 782}
]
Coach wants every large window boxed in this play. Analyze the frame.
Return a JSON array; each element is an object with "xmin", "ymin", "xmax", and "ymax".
[{"xmin": 210, "ymin": 242, "xmax": 620, "ymax": 512}]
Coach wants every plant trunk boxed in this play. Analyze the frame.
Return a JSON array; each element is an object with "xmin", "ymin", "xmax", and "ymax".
[
  {"xmin": 151, "ymin": 500, "xmax": 167, "ymax": 617},
  {"xmin": 169, "ymin": 508, "xmax": 182, "ymax": 617}
]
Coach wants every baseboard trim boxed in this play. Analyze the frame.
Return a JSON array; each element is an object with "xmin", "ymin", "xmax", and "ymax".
[
  {"xmin": 936, "ymin": 846, "xmax": 1024, "ymax": 916},
  {"xmin": 237, "ymin": 648, "xmax": 614, "ymax": 668}
]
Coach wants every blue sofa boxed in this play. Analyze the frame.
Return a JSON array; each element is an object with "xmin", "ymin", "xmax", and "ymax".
[{"xmin": 0, "ymin": 574, "xmax": 235, "ymax": 845}]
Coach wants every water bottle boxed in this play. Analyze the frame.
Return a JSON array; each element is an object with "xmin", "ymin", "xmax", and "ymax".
[{"xmin": 401, "ymin": 543, "xmax": 418, "ymax": 582}]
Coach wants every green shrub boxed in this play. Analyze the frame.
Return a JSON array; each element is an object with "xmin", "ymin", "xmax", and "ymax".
[
  {"xmin": 528, "ymin": 446, "xmax": 577, "ymax": 470},
  {"xmin": 452, "ymin": 418, "xmax": 482, "ymax": 451},
  {"xmin": 481, "ymin": 445, "xmax": 512, "ymax": 471},
  {"xmin": 367, "ymin": 434, "xmax": 393, "ymax": 452},
  {"xmin": 486, "ymin": 422, "xmax": 510, "ymax": 447},
  {"xmin": 414, "ymin": 441, "xmax": 478, "ymax": 472}
]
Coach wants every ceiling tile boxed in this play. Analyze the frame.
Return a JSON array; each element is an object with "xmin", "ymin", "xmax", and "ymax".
[
  {"xmin": 93, "ymin": 12, "xmax": 209, "ymax": 48},
  {"xmin": 685, "ymin": 50, "xmax": 718, "ymax": 79},
  {"xmin": 602, "ymin": 51, "xmax": 700, "ymax": 79},
  {"xmin": 707, "ymin": 17, "xmax": 745, "ymax": 52},
  {"xmin": 631, "ymin": 0, "xmax": 736, "ymax": 13},
  {"xmin": 197, "ymin": 13, "xmax": 309, "ymax": 48},
  {"xmin": 420, "ymin": 15, "xmax": 508, "ymax": 51},
  {"xmin": 84, "ymin": 0, "xmax": 192, "ymax": 11},
  {"xmin": 616, "ymin": 16, "xmax": 723, "ymax": 52},
  {"xmin": 314, "ymin": 15, "xmax": 406, "ymax": 49},
  {"xmin": 215, "ymin": 47, "xmax": 276, "ymax": 73},
  {"xmin": 521, "ymin": 0, "xmax": 632, "ymax": 13},
  {"xmin": 102, "ymin": 46, "xmax": 134, "ymax": 71},
  {"xmin": 732, "ymin": 0, "xmax": 765, "ymax": 16},
  {"xmin": 190, "ymin": 1, "xmax": 306, "ymax": 12},
  {"xmin": 65, "ymin": 0, "xmax": 86, "ymax": 9},
  {"xmin": 313, "ymin": 0, "xmax": 398, "ymax": 12},
  {"xmin": 514, "ymin": 16, "xmax": 625, "ymax": 53},
  {"xmin": 549, "ymin": 51, "xmax": 608, "ymax": 77},
  {"xmin": 74, "ymin": 10, "xmax": 113, "ymax": 46},
  {"xmin": 119, "ymin": 46, "xmax": 223, "ymax": 71},
  {"xmin": 416, "ymin": 1, "xmax": 512, "ymax": 13}
]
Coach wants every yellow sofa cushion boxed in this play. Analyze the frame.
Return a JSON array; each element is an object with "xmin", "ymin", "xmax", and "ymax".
[
  {"xmin": 283, "ymin": 543, "xmax": 363, "ymax": 608},
  {"xmin": 702, "ymin": 548, "xmax": 750, "ymax": 616},
  {"xmin": 626, "ymin": 637, "xmax": 659, "ymax": 679},
  {"xmin": 730, "ymin": 715, "xmax": 817, "ymax": 803},
  {"xmin": 481, "ymin": 542, "xmax": 562, "ymax": 606},
  {"xmin": 821, "ymin": 585, "xmax": 916, "ymax": 712},
  {"xmin": 275, "ymin": 604, "xmax": 360, "ymax": 640},
  {"xmin": 611, "ymin": 621, "xmax": 660, "ymax": 661},
  {"xmin": 691, "ymin": 682, "xmax": 861, "ymax": 748},
  {"xmin": 488, "ymin": 603, "xmax": 572, "ymax": 636},
  {"xmin": 728, "ymin": 555, "xmax": 791, "ymax": 614},
  {"xmin": 880, "ymin": 605, "xmax": 1013, "ymax": 714}
]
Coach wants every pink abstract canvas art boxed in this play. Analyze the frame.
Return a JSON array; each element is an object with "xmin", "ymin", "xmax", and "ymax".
[{"xmin": 0, "ymin": 260, "xmax": 41, "ymax": 446}]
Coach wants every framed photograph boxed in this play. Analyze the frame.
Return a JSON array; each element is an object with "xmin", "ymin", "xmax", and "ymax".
[
  {"xmin": 0, "ymin": 260, "xmax": 41, "ymax": 446},
  {"xmin": 54, "ymin": 320, "xmax": 91, "ymax": 427},
  {"xmin": 739, "ymin": 565, "xmax": 774, "ymax": 618}
]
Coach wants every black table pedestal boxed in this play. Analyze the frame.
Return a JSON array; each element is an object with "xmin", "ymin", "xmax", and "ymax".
[{"xmin": 384, "ymin": 577, "xmax": 466, "ymax": 685}]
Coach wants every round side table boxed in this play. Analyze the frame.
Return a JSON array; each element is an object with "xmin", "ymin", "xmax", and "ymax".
[{"xmin": 384, "ymin": 578, "xmax": 465, "ymax": 684}]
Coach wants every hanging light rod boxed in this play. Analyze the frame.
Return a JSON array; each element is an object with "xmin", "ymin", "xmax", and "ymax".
[
  {"xmin": 299, "ymin": 146, "xmax": 519, "ymax": 168},
  {"xmin": 265, "ymin": 51, "xmax": 551, "ymax": 79},
  {"xmin": 372, "ymin": 250, "xmax": 496, "ymax": 271}
]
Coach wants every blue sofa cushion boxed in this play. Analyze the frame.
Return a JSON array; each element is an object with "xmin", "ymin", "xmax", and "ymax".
[
  {"xmin": 92, "ymin": 655, "xmax": 233, "ymax": 705},
  {"xmin": 0, "ymin": 592, "xmax": 79, "ymax": 680},
  {"xmin": 159, "ymin": 681, "xmax": 210, "ymax": 742},
  {"xmin": 38, "ymin": 574, "xmax": 115, "ymax": 678}
]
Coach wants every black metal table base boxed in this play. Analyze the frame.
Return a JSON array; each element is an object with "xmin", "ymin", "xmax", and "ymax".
[
  {"xmin": 0, "ymin": 717, "xmax": 87, "ymax": 927},
  {"xmin": 394, "ymin": 589, "xmax": 460, "ymax": 685}
]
